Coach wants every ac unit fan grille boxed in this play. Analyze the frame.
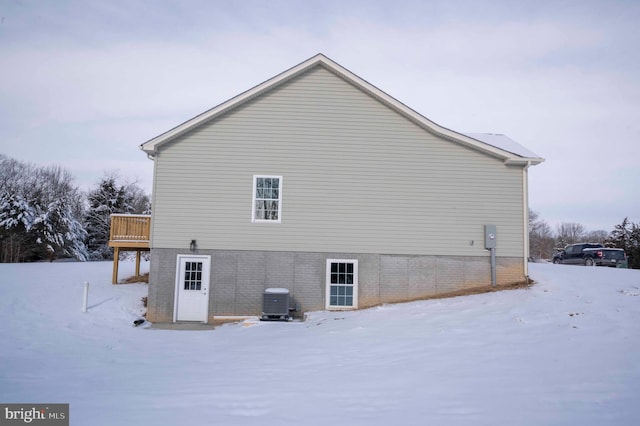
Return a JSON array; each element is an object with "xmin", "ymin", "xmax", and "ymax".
[{"xmin": 261, "ymin": 289, "xmax": 290, "ymax": 321}]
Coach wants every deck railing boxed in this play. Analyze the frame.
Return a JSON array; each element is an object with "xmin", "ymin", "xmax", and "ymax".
[
  {"xmin": 108, "ymin": 214, "xmax": 151, "ymax": 284},
  {"xmin": 109, "ymin": 214, "xmax": 151, "ymax": 243}
]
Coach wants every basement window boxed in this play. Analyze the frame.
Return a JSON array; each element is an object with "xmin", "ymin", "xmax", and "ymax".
[{"xmin": 326, "ymin": 259, "xmax": 358, "ymax": 310}]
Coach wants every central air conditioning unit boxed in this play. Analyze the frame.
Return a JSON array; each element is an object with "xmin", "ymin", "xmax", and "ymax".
[{"xmin": 261, "ymin": 288, "xmax": 291, "ymax": 321}]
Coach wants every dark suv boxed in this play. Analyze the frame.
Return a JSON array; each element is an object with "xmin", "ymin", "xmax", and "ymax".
[
  {"xmin": 552, "ymin": 243, "xmax": 604, "ymax": 265},
  {"xmin": 582, "ymin": 248, "xmax": 627, "ymax": 267}
]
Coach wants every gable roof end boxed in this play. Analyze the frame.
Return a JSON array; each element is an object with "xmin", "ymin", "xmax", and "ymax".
[{"xmin": 140, "ymin": 54, "xmax": 544, "ymax": 166}]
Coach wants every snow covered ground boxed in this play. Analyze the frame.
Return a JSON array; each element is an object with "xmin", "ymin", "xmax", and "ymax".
[{"xmin": 1, "ymin": 261, "xmax": 639, "ymax": 425}]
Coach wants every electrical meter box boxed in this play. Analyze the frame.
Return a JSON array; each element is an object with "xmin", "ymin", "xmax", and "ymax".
[{"xmin": 484, "ymin": 225, "xmax": 497, "ymax": 249}]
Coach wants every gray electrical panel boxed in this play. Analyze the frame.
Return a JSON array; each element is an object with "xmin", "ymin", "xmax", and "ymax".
[{"xmin": 484, "ymin": 225, "xmax": 497, "ymax": 249}]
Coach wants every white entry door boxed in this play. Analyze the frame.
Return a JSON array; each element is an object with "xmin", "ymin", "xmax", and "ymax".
[{"xmin": 174, "ymin": 255, "xmax": 210, "ymax": 322}]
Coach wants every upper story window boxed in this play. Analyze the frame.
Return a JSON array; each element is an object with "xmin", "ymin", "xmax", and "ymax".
[{"xmin": 252, "ymin": 175, "xmax": 282, "ymax": 223}]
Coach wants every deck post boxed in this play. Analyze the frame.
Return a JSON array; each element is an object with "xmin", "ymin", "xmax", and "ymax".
[
  {"xmin": 135, "ymin": 249, "xmax": 141, "ymax": 277},
  {"xmin": 112, "ymin": 247, "xmax": 120, "ymax": 284},
  {"xmin": 108, "ymin": 214, "xmax": 151, "ymax": 284}
]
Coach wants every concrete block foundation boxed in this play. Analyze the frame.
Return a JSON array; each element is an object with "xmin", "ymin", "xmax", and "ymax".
[{"xmin": 146, "ymin": 248, "xmax": 525, "ymax": 323}]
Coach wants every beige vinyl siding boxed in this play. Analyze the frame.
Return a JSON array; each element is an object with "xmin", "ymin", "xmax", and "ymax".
[{"xmin": 151, "ymin": 65, "xmax": 525, "ymax": 257}]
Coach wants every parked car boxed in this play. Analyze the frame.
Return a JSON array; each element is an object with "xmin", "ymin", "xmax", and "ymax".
[
  {"xmin": 582, "ymin": 247, "xmax": 627, "ymax": 267},
  {"xmin": 552, "ymin": 243, "xmax": 604, "ymax": 265}
]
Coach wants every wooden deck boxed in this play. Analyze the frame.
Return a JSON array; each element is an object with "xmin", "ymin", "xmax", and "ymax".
[{"xmin": 108, "ymin": 214, "xmax": 151, "ymax": 284}]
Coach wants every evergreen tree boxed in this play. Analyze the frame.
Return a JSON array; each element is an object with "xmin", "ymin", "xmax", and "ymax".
[
  {"xmin": 630, "ymin": 224, "xmax": 640, "ymax": 269},
  {"xmin": 0, "ymin": 191, "xmax": 34, "ymax": 262},
  {"xmin": 608, "ymin": 217, "xmax": 630, "ymax": 248},
  {"xmin": 608, "ymin": 218, "xmax": 640, "ymax": 269},
  {"xmin": 84, "ymin": 173, "xmax": 150, "ymax": 260},
  {"xmin": 0, "ymin": 156, "xmax": 87, "ymax": 262}
]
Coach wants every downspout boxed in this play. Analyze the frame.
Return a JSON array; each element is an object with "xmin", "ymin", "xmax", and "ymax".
[{"xmin": 523, "ymin": 161, "xmax": 532, "ymax": 278}]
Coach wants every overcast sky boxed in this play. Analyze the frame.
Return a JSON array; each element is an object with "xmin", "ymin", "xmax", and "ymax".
[{"xmin": 1, "ymin": 0, "xmax": 638, "ymax": 232}]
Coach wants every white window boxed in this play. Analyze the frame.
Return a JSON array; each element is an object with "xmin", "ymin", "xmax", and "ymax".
[
  {"xmin": 326, "ymin": 259, "xmax": 358, "ymax": 310},
  {"xmin": 252, "ymin": 175, "xmax": 282, "ymax": 223}
]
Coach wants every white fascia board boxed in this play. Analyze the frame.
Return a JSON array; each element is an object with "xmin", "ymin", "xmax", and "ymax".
[{"xmin": 504, "ymin": 157, "xmax": 545, "ymax": 166}]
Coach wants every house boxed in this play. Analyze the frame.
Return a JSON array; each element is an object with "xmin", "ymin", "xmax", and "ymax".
[{"xmin": 139, "ymin": 54, "xmax": 543, "ymax": 323}]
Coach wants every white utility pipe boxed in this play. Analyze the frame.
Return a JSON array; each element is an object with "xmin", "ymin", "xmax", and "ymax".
[{"xmin": 82, "ymin": 281, "xmax": 89, "ymax": 313}]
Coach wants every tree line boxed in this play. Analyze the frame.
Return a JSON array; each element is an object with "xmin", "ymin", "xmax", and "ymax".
[
  {"xmin": 530, "ymin": 209, "xmax": 640, "ymax": 269},
  {"xmin": 0, "ymin": 154, "xmax": 150, "ymax": 262}
]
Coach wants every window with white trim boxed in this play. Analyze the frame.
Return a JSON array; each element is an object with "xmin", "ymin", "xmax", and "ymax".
[
  {"xmin": 252, "ymin": 175, "xmax": 282, "ymax": 223},
  {"xmin": 326, "ymin": 259, "xmax": 358, "ymax": 309}
]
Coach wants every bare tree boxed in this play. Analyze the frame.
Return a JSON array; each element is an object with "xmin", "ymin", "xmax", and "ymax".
[
  {"xmin": 556, "ymin": 222, "xmax": 586, "ymax": 247},
  {"xmin": 529, "ymin": 209, "xmax": 556, "ymax": 260},
  {"xmin": 584, "ymin": 230, "xmax": 609, "ymax": 244}
]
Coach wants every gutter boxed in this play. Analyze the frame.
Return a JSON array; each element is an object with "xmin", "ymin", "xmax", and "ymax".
[
  {"xmin": 504, "ymin": 157, "xmax": 544, "ymax": 166},
  {"xmin": 143, "ymin": 147, "xmax": 155, "ymax": 161}
]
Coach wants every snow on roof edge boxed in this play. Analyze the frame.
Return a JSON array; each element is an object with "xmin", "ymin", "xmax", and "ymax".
[{"xmin": 462, "ymin": 133, "xmax": 542, "ymax": 160}]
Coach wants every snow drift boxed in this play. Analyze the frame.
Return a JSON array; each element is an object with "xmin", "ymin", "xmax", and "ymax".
[{"xmin": 0, "ymin": 261, "xmax": 639, "ymax": 425}]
